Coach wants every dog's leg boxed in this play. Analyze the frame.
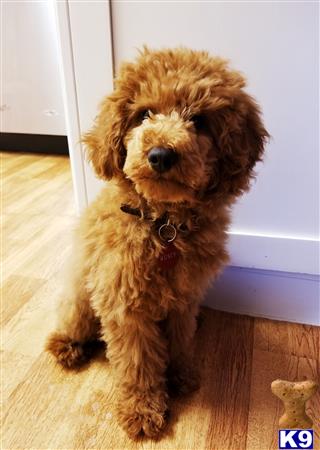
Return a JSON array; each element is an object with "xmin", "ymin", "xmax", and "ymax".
[
  {"xmin": 46, "ymin": 278, "xmax": 100, "ymax": 369},
  {"xmin": 103, "ymin": 314, "xmax": 168, "ymax": 439},
  {"xmin": 166, "ymin": 306, "xmax": 200, "ymax": 396}
]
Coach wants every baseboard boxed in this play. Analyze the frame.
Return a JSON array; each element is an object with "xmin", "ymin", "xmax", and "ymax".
[
  {"xmin": 0, "ymin": 133, "xmax": 69, "ymax": 155},
  {"xmin": 227, "ymin": 232, "xmax": 319, "ymax": 275},
  {"xmin": 204, "ymin": 266, "xmax": 320, "ymax": 326}
]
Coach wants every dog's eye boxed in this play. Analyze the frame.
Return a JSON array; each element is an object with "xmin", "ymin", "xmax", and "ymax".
[
  {"xmin": 139, "ymin": 110, "xmax": 152, "ymax": 122},
  {"xmin": 191, "ymin": 114, "xmax": 206, "ymax": 131}
]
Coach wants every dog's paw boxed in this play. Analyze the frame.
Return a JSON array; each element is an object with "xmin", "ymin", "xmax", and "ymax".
[
  {"xmin": 167, "ymin": 362, "xmax": 200, "ymax": 397},
  {"xmin": 121, "ymin": 409, "xmax": 167, "ymax": 439},
  {"xmin": 45, "ymin": 332, "xmax": 91, "ymax": 369},
  {"xmin": 117, "ymin": 391, "xmax": 168, "ymax": 439}
]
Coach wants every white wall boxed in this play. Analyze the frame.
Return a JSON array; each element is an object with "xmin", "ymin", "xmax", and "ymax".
[{"xmin": 2, "ymin": 1, "xmax": 66, "ymax": 135}]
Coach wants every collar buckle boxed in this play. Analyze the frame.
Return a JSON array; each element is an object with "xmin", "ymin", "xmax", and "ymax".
[{"xmin": 158, "ymin": 220, "xmax": 177, "ymax": 243}]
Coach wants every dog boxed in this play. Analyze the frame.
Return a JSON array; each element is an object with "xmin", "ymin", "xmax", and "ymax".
[{"xmin": 46, "ymin": 47, "xmax": 268, "ymax": 439}]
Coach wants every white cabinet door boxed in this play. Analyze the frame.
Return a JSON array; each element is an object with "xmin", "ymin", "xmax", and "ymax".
[
  {"xmin": 55, "ymin": 1, "xmax": 319, "ymax": 277},
  {"xmin": 3, "ymin": 2, "xmax": 66, "ymax": 135},
  {"xmin": 54, "ymin": 0, "xmax": 113, "ymax": 209}
]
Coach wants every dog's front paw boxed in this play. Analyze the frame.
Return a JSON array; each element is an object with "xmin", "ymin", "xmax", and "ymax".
[
  {"xmin": 167, "ymin": 362, "xmax": 200, "ymax": 397},
  {"xmin": 117, "ymin": 391, "xmax": 168, "ymax": 439},
  {"xmin": 46, "ymin": 332, "xmax": 88, "ymax": 369}
]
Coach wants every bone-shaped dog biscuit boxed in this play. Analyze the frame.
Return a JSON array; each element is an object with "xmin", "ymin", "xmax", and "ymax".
[{"xmin": 271, "ymin": 379, "xmax": 318, "ymax": 429}]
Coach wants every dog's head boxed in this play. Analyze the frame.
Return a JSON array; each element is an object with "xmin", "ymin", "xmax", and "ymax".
[{"xmin": 83, "ymin": 47, "xmax": 268, "ymax": 204}]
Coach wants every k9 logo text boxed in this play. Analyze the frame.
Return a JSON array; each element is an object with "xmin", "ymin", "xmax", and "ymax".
[{"xmin": 279, "ymin": 430, "xmax": 314, "ymax": 449}]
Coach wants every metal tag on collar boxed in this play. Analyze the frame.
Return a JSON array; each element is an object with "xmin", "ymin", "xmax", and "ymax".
[{"xmin": 158, "ymin": 219, "xmax": 177, "ymax": 243}]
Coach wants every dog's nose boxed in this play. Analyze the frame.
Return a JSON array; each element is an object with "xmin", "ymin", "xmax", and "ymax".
[{"xmin": 147, "ymin": 147, "xmax": 178, "ymax": 173}]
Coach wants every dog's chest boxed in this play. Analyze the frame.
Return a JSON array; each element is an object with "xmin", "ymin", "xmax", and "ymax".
[{"xmin": 87, "ymin": 209, "xmax": 226, "ymax": 316}]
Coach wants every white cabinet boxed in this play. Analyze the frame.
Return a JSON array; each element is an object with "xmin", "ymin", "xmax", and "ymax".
[{"xmin": 2, "ymin": 2, "xmax": 66, "ymax": 135}]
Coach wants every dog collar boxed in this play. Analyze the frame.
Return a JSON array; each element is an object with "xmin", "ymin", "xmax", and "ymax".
[{"xmin": 120, "ymin": 203, "xmax": 190, "ymax": 243}]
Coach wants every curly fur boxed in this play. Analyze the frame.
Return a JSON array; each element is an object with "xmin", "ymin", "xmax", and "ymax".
[{"xmin": 46, "ymin": 47, "xmax": 268, "ymax": 439}]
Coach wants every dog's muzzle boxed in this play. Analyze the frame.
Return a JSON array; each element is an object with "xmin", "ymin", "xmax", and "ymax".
[{"xmin": 147, "ymin": 147, "xmax": 179, "ymax": 173}]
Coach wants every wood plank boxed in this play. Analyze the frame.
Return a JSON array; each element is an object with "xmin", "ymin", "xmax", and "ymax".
[
  {"xmin": 2, "ymin": 273, "xmax": 62, "ymax": 358},
  {"xmin": 2, "ymin": 349, "xmax": 117, "ymax": 450},
  {"xmin": 3, "ymin": 176, "xmax": 73, "ymax": 215},
  {"xmin": 199, "ymin": 309, "xmax": 254, "ymax": 450},
  {"xmin": 1, "ymin": 275, "xmax": 45, "ymax": 326},
  {"xmin": 0, "ymin": 152, "xmax": 44, "ymax": 175},
  {"xmin": 2, "ymin": 153, "xmax": 67, "ymax": 179},
  {"xmin": 3, "ymin": 215, "xmax": 75, "ymax": 281},
  {"xmin": 1, "ymin": 350, "xmax": 34, "ymax": 404},
  {"xmin": 254, "ymin": 317, "xmax": 320, "ymax": 360}
]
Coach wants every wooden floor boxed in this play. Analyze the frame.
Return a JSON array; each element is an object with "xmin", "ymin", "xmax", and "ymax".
[{"xmin": 1, "ymin": 151, "xmax": 319, "ymax": 450}]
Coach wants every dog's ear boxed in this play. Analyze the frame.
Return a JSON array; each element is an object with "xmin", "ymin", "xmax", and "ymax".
[
  {"xmin": 82, "ymin": 94, "xmax": 127, "ymax": 180},
  {"xmin": 208, "ymin": 92, "xmax": 269, "ymax": 197}
]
